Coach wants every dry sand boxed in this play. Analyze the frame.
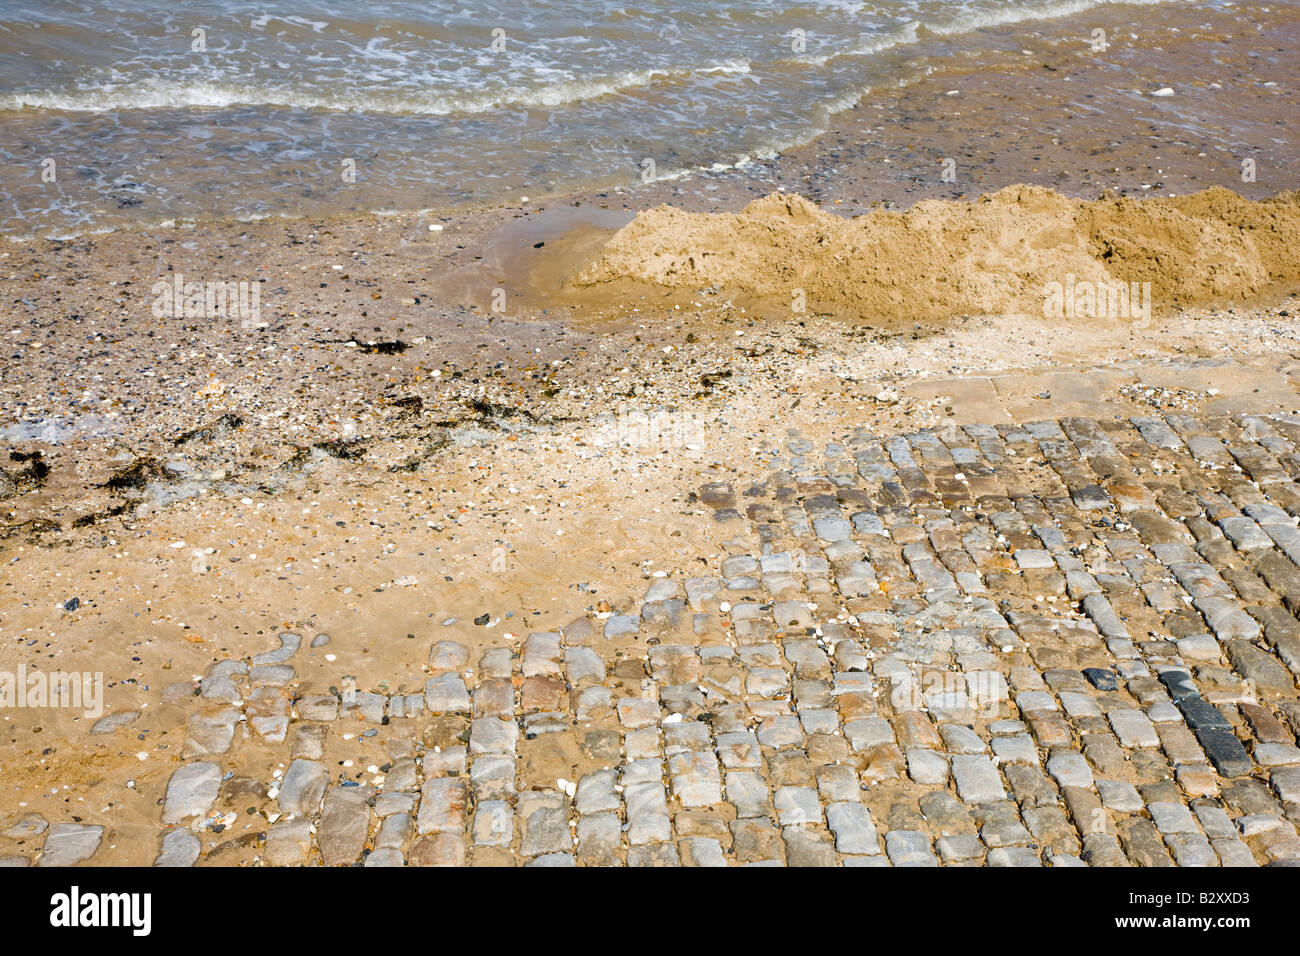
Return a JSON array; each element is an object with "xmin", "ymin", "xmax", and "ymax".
[{"xmin": 574, "ymin": 186, "xmax": 1300, "ymax": 322}]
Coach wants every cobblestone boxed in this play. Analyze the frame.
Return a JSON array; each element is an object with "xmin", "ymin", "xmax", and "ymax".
[
  {"xmin": 161, "ymin": 762, "xmax": 222, "ymax": 825},
  {"xmin": 17, "ymin": 408, "xmax": 1298, "ymax": 867},
  {"xmin": 37, "ymin": 824, "xmax": 103, "ymax": 867}
]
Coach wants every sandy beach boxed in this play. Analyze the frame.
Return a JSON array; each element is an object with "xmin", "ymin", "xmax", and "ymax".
[{"xmin": 1, "ymin": 0, "xmax": 1298, "ymax": 872}]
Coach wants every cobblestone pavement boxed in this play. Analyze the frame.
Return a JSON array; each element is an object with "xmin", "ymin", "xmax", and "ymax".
[{"xmin": 10, "ymin": 408, "xmax": 1300, "ymax": 866}]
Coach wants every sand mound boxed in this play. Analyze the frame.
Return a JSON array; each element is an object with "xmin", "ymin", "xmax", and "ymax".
[{"xmin": 573, "ymin": 185, "xmax": 1300, "ymax": 322}]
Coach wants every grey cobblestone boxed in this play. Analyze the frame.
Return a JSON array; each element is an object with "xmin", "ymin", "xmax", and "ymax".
[
  {"xmin": 885, "ymin": 830, "xmax": 939, "ymax": 867},
  {"xmin": 40, "ymin": 408, "xmax": 1300, "ymax": 867},
  {"xmin": 162, "ymin": 762, "xmax": 222, "ymax": 825},
  {"xmin": 951, "ymin": 755, "xmax": 1005, "ymax": 804},
  {"xmin": 826, "ymin": 802, "xmax": 880, "ymax": 855}
]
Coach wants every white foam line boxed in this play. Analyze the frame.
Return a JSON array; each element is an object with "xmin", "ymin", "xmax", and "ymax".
[
  {"xmin": 786, "ymin": 22, "xmax": 921, "ymax": 68},
  {"xmin": 644, "ymin": 68, "xmax": 936, "ymax": 187},
  {"xmin": 926, "ymin": 0, "xmax": 1175, "ymax": 37},
  {"xmin": 0, "ymin": 60, "xmax": 753, "ymax": 116}
]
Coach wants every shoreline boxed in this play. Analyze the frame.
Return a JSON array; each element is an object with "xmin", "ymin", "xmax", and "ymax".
[{"xmin": 4, "ymin": 0, "xmax": 1296, "ymax": 245}]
